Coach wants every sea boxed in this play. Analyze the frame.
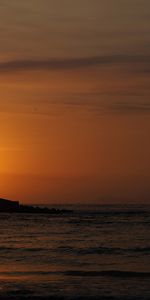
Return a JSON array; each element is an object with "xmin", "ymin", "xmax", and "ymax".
[{"xmin": 0, "ymin": 204, "xmax": 150, "ymax": 300}]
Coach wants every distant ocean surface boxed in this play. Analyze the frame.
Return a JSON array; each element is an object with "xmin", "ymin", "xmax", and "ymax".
[{"xmin": 0, "ymin": 204, "xmax": 150, "ymax": 300}]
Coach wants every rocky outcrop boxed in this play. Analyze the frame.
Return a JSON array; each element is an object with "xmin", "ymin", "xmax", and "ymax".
[{"xmin": 0, "ymin": 198, "xmax": 73, "ymax": 214}]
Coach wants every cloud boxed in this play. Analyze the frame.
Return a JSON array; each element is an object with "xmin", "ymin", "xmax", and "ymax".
[
  {"xmin": 110, "ymin": 102, "xmax": 150, "ymax": 113},
  {"xmin": 0, "ymin": 55, "xmax": 150, "ymax": 73}
]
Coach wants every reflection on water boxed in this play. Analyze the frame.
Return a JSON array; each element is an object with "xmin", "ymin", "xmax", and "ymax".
[{"xmin": 0, "ymin": 205, "xmax": 150, "ymax": 299}]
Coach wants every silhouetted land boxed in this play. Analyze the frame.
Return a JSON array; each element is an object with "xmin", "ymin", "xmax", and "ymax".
[{"xmin": 0, "ymin": 198, "xmax": 73, "ymax": 214}]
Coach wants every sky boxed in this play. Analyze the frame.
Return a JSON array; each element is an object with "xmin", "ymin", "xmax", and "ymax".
[{"xmin": 0, "ymin": 0, "xmax": 150, "ymax": 204}]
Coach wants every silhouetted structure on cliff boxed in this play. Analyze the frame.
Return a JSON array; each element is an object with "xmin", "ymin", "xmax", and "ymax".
[{"xmin": 0, "ymin": 198, "xmax": 19, "ymax": 212}]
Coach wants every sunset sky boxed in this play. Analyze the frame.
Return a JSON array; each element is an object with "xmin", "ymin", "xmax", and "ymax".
[{"xmin": 0, "ymin": 0, "xmax": 150, "ymax": 204}]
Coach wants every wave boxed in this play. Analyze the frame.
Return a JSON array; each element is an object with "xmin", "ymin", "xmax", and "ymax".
[
  {"xmin": 64, "ymin": 270, "xmax": 150, "ymax": 278},
  {"xmin": 0, "ymin": 293, "xmax": 148, "ymax": 300},
  {"xmin": 56, "ymin": 245, "xmax": 150, "ymax": 256},
  {"xmin": 77, "ymin": 246, "xmax": 150, "ymax": 255},
  {"xmin": 0, "ymin": 245, "xmax": 150, "ymax": 255},
  {"xmin": 0, "ymin": 247, "xmax": 47, "ymax": 253},
  {"xmin": 0, "ymin": 269, "xmax": 150, "ymax": 279},
  {"xmin": 76, "ymin": 209, "xmax": 150, "ymax": 216}
]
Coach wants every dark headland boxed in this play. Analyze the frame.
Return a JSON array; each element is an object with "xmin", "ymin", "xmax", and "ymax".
[{"xmin": 0, "ymin": 198, "xmax": 73, "ymax": 214}]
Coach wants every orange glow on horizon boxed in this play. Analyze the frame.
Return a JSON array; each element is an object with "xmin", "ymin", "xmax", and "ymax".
[{"xmin": 0, "ymin": 61, "xmax": 150, "ymax": 204}]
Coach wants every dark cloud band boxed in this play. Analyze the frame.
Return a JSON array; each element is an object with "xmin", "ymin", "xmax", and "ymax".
[{"xmin": 0, "ymin": 55, "xmax": 150, "ymax": 73}]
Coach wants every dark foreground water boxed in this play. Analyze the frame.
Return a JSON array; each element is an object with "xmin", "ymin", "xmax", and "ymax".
[{"xmin": 0, "ymin": 204, "xmax": 150, "ymax": 300}]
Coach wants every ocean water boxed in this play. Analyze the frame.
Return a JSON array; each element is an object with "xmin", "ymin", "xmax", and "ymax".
[{"xmin": 0, "ymin": 204, "xmax": 150, "ymax": 299}]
